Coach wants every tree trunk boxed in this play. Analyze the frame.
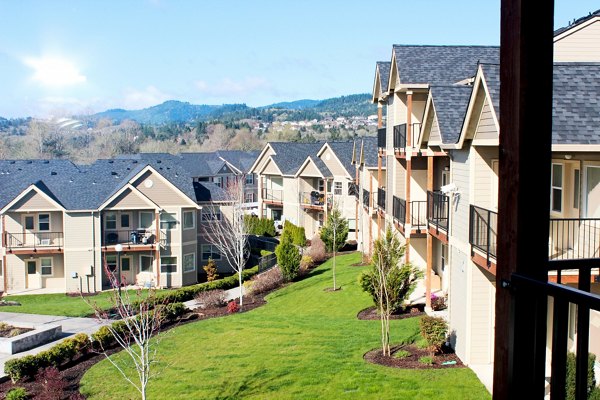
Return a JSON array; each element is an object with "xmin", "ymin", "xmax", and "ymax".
[{"xmin": 238, "ymin": 270, "xmax": 243, "ymax": 308}]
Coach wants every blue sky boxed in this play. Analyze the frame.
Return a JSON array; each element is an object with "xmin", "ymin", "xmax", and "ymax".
[{"xmin": 0, "ymin": 0, "xmax": 597, "ymax": 118}]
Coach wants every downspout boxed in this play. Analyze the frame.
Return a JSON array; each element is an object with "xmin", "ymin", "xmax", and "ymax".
[
  {"xmin": 2, "ymin": 215, "xmax": 8, "ymax": 292},
  {"xmin": 426, "ymin": 156, "xmax": 434, "ymax": 309}
]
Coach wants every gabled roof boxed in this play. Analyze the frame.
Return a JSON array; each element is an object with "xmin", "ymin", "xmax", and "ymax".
[
  {"xmin": 193, "ymin": 181, "xmax": 229, "ymax": 203},
  {"xmin": 295, "ymin": 156, "xmax": 331, "ymax": 178},
  {"xmin": 373, "ymin": 62, "xmax": 391, "ymax": 101},
  {"xmin": 217, "ymin": 150, "xmax": 260, "ymax": 173},
  {"xmin": 428, "ymin": 85, "xmax": 473, "ymax": 144},
  {"xmin": 359, "ymin": 137, "xmax": 379, "ymax": 168},
  {"xmin": 554, "ymin": 9, "xmax": 600, "ymax": 37},
  {"xmin": 390, "ymin": 45, "xmax": 499, "ymax": 87},
  {"xmin": 322, "ymin": 141, "xmax": 356, "ymax": 177},
  {"xmin": 268, "ymin": 142, "xmax": 325, "ymax": 176}
]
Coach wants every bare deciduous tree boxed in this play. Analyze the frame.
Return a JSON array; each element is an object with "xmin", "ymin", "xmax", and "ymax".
[{"xmin": 202, "ymin": 176, "xmax": 249, "ymax": 308}]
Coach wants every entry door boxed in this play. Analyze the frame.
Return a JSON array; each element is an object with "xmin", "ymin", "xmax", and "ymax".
[
  {"xmin": 120, "ymin": 256, "xmax": 133, "ymax": 286},
  {"xmin": 26, "ymin": 260, "xmax": 40, "ymax": 289},
  {"xmin": 23, "ymin": 215, "xmax": 35, "ymax": 246}
]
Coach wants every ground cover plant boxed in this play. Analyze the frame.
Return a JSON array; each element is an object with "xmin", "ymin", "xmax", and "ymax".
[{"xmin": 80, "ymin": 252, "xmax": 490, "ymax": 399}]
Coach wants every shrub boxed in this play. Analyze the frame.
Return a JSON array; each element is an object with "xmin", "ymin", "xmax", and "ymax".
[
  {"xmin": 248, "ymin": 267, "xmax": 283, "ymax": 295},
  {"xmin": 275, "ymin": 233, "xmax": 301, "ymax": 281},
  {"xmin": 161, "ymin": 302, "xmax": 186, "ymax": 321},
  {"xmin": 91, "ymin": 325, "xmax": 115, "ymax": 350},
  {"xmin": 5, "ymin": 355, "xmax": 38, "ymax": 383},
  {"xmin": 393, "ymin": 349, "xmax": 411, "ymax": 359},
  {"xmin": 260, "ymin": 249, "xmax": 273, "ymax": 257},
  {"xmin": 283, "ymin": 221, "xmax": 306, "ymax": 246},
  {"xmin": 419, "ymin": 316, "xmax": 448, "ymax": 355},
  {"xmin": 244, "ymin": 215, "xmax": 276, "ymax": 237},
  {"xmin": 203, "ymin": 258, "xmax": 219, "ymax": 282},
  {"xmin": 566, "ymin": 351, "xmax": 596, "ymax": 400},
  {"xmin": 359, "ymin": 262, "xmax": 423, "ymax": 313},
  {"xmin": 195, "ymin": 289, "xmax": 227, "ymax": 308},
  {"xmin": 6, "ymin": 387, "xmax": 28, "ymax": 400},
  {"xmin": 227, "ymin": 300, "xmax": 239, "ymax": 314},
  {"xmin": 320, "ymin": 207, "xmax": 348, "ymax": 252},
  {"xmin": 299, "ymin": 255, "xmax": 314, "ymax": 276},
  {"xmin": 590, "ymin": 387, "xmax": 600, "ymax": 400},
  {"xmin": 419, "ymin": 356, "xmax": 434, "ymax": 365},
  {"xmin": 307, "ymin": 235, "xmax": 327, "ymax": 263},
  {"xmin": 430, "ymin": 293, "xmax": 447, "ymax": 311},
  {"xmin": 36, "ymin": 367, "xmax": 66, "ymax": 400}
]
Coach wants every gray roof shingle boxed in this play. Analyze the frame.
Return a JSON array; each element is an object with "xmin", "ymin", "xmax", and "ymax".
[
  {"xmin": 429, "ymin": 85, "xmax": 473, "ymax": 143},
  {"xmin": 268, "ymin": 142, "xmax": 325, "ymax": 175},
  {"xmin": 377, "ymin": 62, "xmax": 391, "ymax": 94},
  {"xmin": 554, "ymin": 9, "xmax": 600, "ymax": 36},
  {"xmin": 393, "ymin": 45, "xmax": 499, "ymax": 86}
]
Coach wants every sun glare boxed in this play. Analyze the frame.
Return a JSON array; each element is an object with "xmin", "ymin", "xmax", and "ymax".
[{"xmin": 24, "ymin": 56, "xmax": 86, "ymax": 87}]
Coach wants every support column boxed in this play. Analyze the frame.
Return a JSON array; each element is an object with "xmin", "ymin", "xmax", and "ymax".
[
  {"xmin": 155, "ymin": 212, "xmax": 161, "ymax": 288},
  {"xmin": 405, "ymin": 91, "xmax": 413, "ymax": 262},
  {"xmin": 426, "ymin": 156, "xmax": 434, "ymax": 309},
  {"xmin": 377, "ymin": 155, "xmax": 382, "ymax": 233},
  {"xmin": 355, "ymin": 166, "xmax": 359, "ymax": 241},
  {"xmin": 2, "ymin": 215, "xmax": 7, "ymax": 292},
  {"xmin": 369, "ymin": 174, "xmax": 373, "ymax": 255}
]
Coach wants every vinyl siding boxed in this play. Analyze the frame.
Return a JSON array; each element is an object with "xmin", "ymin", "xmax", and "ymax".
[
  {"xmin": 394, "ymin": 159, "xmax": 406, "ymax": 200},
  {"xmin": 468, "ymin": 265, "xmax": 495, "ymax": 364},
  {"xmin": 320, "ymin": 147, "xmax": 347, "ymax": 177},
  {"xmin": 472, "ymin": 98, "xmax": 498, "ymax": 143},
  {"xmin": 133, "ymin": 171, "xmax": 190, "ymax": 206},
  {"xmin": 450, "ymin": 149, "xmax": 471, "ymax": 243},
  {"xmin": 262, "ymin": 159, "xmax": 281, "ymax": 175},
  {"xmin": 472, "ymin": 147, "xmax": 499, "ymax": 210},
  {"xmin": 5, "ymin": 254, "xmax": 26, "ymax": 291},
  {"xmin": 9, "ymin": 190, "xmax": 60, "ymax": 211},
  {"xmin": 105, "ymin": 188, "xmax": 154, "ymax": 209},
  {"xmin": 429, "ymin": 116, "xmax": 442, "ymax": 144},
  {"xmin": 449, "ymin": 247, "xmax": 469, "ymax": 361},
  {"xmin": 554, "ymin": 20, "xmax": 600, "ymax": 62},
  {"xmin": 298, "ymin": 160, "xmax": 322, "ymax": 177},
  {"xmin": 63, "ymin": 212, "xmax": 101, "ymax": 293},
  {"xmin": 181, "ymin": 243, "xmax": 197, "ymax": 286}
]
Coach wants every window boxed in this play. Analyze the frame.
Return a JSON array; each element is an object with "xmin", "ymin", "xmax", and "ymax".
[
  {"xmin": 160, "ymin": 213, "xmax": 177, "ymax": 230},
  {"xmin": 213, "ymin": 176, "xmax": 223, "ymax": 188},
  {"xmin": 245, "ymin": 174, "xmax": 254, "ymax": 184},
  {"xmin": 318, "ymin": 179, "xmax": 325, "ymax": 192},
  {"xmin": 160, "ymin": 257, "xmax": 177, "ymax": 273},
  {"xmin": 574, "ymin": 169, "xmax": 580, "ymax": 209},
  {"xmin": 38, "ymin": 214, "xmax": 50, "ymax": 231},
  {"xmin": 201, "ymin": 244, "xmax": 221, "ymax": 260},
  {"xmin": 121, "ymin": 214, "xmax": 130, "ymax": 228},
  {"xmin": 121, "ymin": 257, "xmax": 131, "ymax": 271},
  {"xmin": 551, "ymin": 163, "xmax": 563, "ymax": 212},
  {"xmin": 40, "ymin": 258, "xmax": 52, "ymax": 276},
  {"xmin": 334, "ymin": 182, "xmax": 342, "ymax": 196},
  {"xmin": 140, "ymin": 212, "xmax": 154, "ymax": 229},
  {"xmin": 348, "ymin": 218, "xmax": 356, "ymax": 233},
  {"xmin": 27, "ymin": 261, "xmax": 36, "ymax": 275},
  {"xmin": 183, "ymin": 253, "xmax": 195, "ymax": 273},
  {"xmin": 245, "ymin": 193, "xmax": 255, "ymax": 203},
  {"xmin": 24, "ymin": 216, "xmax": 34, "ymax": 230},
  {"xmin": 140, "ymin": 255, "xmax": 153, "ymax": 272},
  {"xmin": 201, "ymin": 206, "xmax": 221, "ymax": 222},
  {"xmin": 106, "ymin": 255, "xmax": 117, "ymax": 272},
  {"xmin": 105, "ymin": 213, "xmax": 117, "ymax": 230},
  {"xmin": 318, "ymin": 213, "xmax": 324, "ymax": 227},
  {"xmin": 183, "ymin": 211, "xmax": 195, "ymax": 229}
]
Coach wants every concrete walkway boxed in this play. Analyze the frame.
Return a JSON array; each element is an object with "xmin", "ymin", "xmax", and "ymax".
[
  {"xmin": 0, "ymin": 312, "xmax": 109, "ymax": 380},
  {"xmin": 183, "ymin": 285, "xmax": 246, "ymax": 310}
]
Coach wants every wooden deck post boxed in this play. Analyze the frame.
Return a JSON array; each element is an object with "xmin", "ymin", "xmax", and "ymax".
[
  {"xmin": 405, "ymin": 91, "xmax": 413, "ymax": 262},
  {"xmin": 426, "ymin": 156, "xmax": 434, "ymax": 309},
  {"xmin": 493, "ymin": 0, "xmax": 554, "ymax": 398}
]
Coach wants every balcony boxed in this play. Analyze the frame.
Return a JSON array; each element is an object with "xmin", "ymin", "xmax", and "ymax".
[
  {"xmin": 411, "ymin": 200, "xmax": 428, "ymax": 232},
  {"xmin": 377, "ymin": 127, "xmax": 386, "ymax": 149},
  {"xmin": 102, "ymin": 229, "xmax": 163, "ymax": 250},
  {"xmin": 392, "ymin": 123, "xmax": 423, "ymax": 151},
  {"xmin": 469, "ymin": 205, "xmax": 498, "ymax": 269},
  {"xmin": 377, "ymin": 188, "xmax": 386, "ymax": 211},
  {"xmin": 549, "ymin": 218, "xmax": 600, "ymax": 260},
  {"xmin": 262, "ymin": 188, "xmax": 283, "ymax": 205},
  {"xmin": 299, "ymin": 191, "xmax": 332, "ymax": 210},
  {"xmin": 4, "ymin": 232, "xmax": 63, "ymax": 254},
  {"xmin": 349, "ymin": 183, "xmax": 359, "ymax": 199},
  {"xmin": 428, "ymin": 191, "xmax": 450, "ymax": 235},
  {"xmin": 392, "ymin": 196, "xmax": 406, "ymax": 225},
  {"xmin": 362, "ymin": 189, "xmax": 370, "ymax": 209}
]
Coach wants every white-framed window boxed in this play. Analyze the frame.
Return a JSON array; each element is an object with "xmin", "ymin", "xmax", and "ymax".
[
  {"xmin": 201, "ymin": 244, "xmax": 221, "ymax": 261},
  {"xmin": 245, "ymin": 193, "xmax": 255, "ymax": 203},
  {"xmin": 105, "ymin": 254, "xmax": 117, "ymax": 273},
  {"xmin": 551, "ymin": 163, "xmax": 563, "ymax": 213},
  {"xmin": 201, "ymin": 206, "xmax": 221, "ymax": 222},
  {"xmin": 213, "ymin": 176, "xmax": 223, "ymax": 188},
  {"xmin": 574, "ymin": 169, "xmax": 580, "ymax": 209},
  {"xmin": 24, "ymin": 215, "xmax": 34, "ymax": 230},
  {"xmin": 160, "ymin": 256, "xmax": 177, "ymax": 273},
  {"xmin": 105, "ymin": 213, "xmax": 117, "ymax": 230},
  {"xmin": 140, "ymin": 255, "xmax": 153, "ymax": 272},
  {"xmin": 348, "ymin": 218, "xmax": 356, "ymax": 233},
  {"xmin": 40, "ymin": 257, "xmax": 53, "ymax": 276},
  {"xmin": 120, "ymin": 213, "xmax": 130, "ymax": 228},
  {"xmin": 245, "ymin": 174, "xmax": 254, "ymax": 184},
  {"xmin": 183, "ymin": 210, "xmax": 195, "ymax": 230},
  {"xmin": 334, "ymin": 182, "xmax": 342, "ymax": 195},
  {"xmin": 160, "ymin": 213, "xmax": 177, "ymax": 230},
  {"xmin": 38, "ymin": 214, "xmax": 50, "ymax": 231},
  {"xmin": 183, "ymin": 253, "xmax": 195, "ymax": 273},
  {"xmin": 139, "ymin": 212, "xmax": 154, "ymax": 229}
]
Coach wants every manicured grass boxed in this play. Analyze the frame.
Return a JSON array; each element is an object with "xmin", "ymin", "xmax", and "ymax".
[{"xmin": 80, "ymin": 253, "xmax": 490, "ymax": 399}]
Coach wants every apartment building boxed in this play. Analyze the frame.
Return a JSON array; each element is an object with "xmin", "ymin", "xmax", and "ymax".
[{"xmin": 250, "ymin": 141, "xmax": 360, "ymax": 240}]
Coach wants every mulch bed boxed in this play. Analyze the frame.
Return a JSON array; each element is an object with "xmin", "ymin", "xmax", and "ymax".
[
  {"xmin": 364, "ymin": 343, "xmax": 464, "ymax": 369},
  {"xmin": 0, "ymin": 324, "xmax": 32, "ymax": 338},
  {"xmin": 0, "ymin": 291, "xmax": 271, "ymax": 399},
  {"xmin": 357, "ymin": 305, "xmax": 425, "ymax": 320}
]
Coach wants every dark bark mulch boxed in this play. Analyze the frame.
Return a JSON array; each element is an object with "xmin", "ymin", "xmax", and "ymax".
[
  {"xmin": 364, "ymin": 343, "xmax": 464, "ymax": 369},
  {"xmin": 357, "ymin": 305, "xmax": 425, "ymax": 320},
  {"xmin": 0, "ymin": 324, "xmax": 33, "ymax": 338}
]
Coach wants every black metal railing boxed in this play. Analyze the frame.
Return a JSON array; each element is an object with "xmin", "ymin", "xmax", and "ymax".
[
  {"xmin": 262, "ymin": 188, "xmax": 283, "ymax": 203},
  {"xmin": 469, "ymin": 205, "xmax": 498, "ymax": 266},
  {"xmin": 4, "ymin": 232, "xmax": 63, "ymax": 249},
  {"xmin": 427, "ymin": 190, "xmax": 450, "ymax": 233},
  {"xmin": 349, "ymin": 183, "xmax": 359, "ymax": 198},
  {"xmin": 258, "ymin": 253, "xmax": 278, "ymax": 273},
  {"xmin": 393, "ymin": 196, "xmax": 406, "ymax": 225},
  {"xmin": 377, "ymin": 127, "xmax": 386, "ymax": 149},
  {"xmin": 411, "ymin": 200, "xmax": 428, "ymax": 231},
  {"xmin": 377, "ymin": 188, "xmax": 386, "ymax": 211},
  {"xmin": 393, "ymin": 124, "xmax": 406, "ymax": 149},
  {"xmin": 102, "ymin": 229, "xmax": 157, "ymax": 246},
  {"xmin": 549, "ymin": 218, "xmax": 600, "ymax": 260},
  {"xmin": 362, "ymin": 189, "xmax": 370, "ymax": 208}
]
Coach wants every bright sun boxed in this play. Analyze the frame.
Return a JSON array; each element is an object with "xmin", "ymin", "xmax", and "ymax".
[{"xmin": 24, "ymin": 56, "xmax": 86, "ymax": 87}]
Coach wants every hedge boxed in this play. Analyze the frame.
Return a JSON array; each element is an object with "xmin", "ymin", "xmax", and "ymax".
[
  {"xmin": 244, "ymin": 215, "xmax": 276, "ymax": 237},
  {"xmin": 283, "ymin": 221, "xmax": 306, "ymax": 247}
]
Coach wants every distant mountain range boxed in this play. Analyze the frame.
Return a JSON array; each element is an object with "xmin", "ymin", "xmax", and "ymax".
[{"xmin": 88, "ymin": 94, "xmax": 376, "ymax": 125}]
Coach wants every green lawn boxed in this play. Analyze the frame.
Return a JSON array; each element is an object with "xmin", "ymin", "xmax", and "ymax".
[{"xmin": 80, "ymin": 253, "xmax": 490, "ymax": 399}]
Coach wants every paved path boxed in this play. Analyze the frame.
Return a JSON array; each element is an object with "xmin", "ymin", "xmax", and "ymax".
[
  {"xmin": 0, "ymin": 312, "xmax": 109, "ymax": 380},
  {"xmin": 183, "ymin": 285, "xmax": 246, "ymax": 310}
]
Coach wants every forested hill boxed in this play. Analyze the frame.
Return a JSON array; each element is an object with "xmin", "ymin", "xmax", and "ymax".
[{"xmin": 90, "ymin": 94, "xmax": 375, "ymax": 124}]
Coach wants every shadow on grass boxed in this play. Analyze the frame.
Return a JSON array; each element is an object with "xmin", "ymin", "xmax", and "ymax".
[{"xmin": 214, "ymin": 368, "xmax": 287, "ymax": 400}]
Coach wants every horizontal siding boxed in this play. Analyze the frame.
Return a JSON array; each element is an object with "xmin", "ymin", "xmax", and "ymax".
[
  {"xmin": 450, "ymin": 150, "xmax": 471, "ymax": 242},
  {"xmin": 10, "ymin": 190, "xmax": 59, "ymax": 211},
  {"xmin": 554, "ymin": 21, "xmax": 600, "ymax": 62},
  {"xmin": 468, "ymin": 265, "xmax": 495, "ymax": 364},
  {"xmin": 474, "ymin": 100, "xmax": 498, "ymax": 141},
  {"xmin": 472, "ymin": 147, "xmax": 498, "ymax": 209},
  {"xmin": 107, "ymin": 188, "xmax": 152, "ymax": 209},
  {"xmin": 449, "ymin": 248, "xmax": 469, "ymax": 361},
  {"xmin": 429, "ymin": 117, "xmax": 442, "ymax": 143},
  {"xmin": 133, "ymin": 171, "xmax": 190, "ymax": 207},
  {"xmin": 321, "ymin": 147, "xmax": 347, "ymax": 177},
  {"xmin": 394, "ymin": 159, "xmax": 406, "ymax": 199}
]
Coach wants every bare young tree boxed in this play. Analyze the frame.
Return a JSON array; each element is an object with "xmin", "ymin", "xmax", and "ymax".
[
  {"xmin": 320, "ymin": 202, "xmax": 349, "ymax": 291},
  {"xmin": 85, "ymin": 260, "xmax": 167, "ymax": 400},
  {"xmin": 202, "ymin": 176, "xmax": 249, "ymax": 307}
]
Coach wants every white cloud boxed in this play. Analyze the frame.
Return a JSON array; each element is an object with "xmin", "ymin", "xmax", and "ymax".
[
  {"xmin": 121, "ymin": 86, "xmax": 171, "ymax": 109},
  {"xmin": 194, "ymin": 77, "xmax": 271, "ymax": 98},
  {"xmin": 23, "ymin": 56, "xmax": 86, "ymax": 87}
]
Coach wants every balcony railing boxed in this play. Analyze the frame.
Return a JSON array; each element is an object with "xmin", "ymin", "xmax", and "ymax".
[
  {"xmin": 362, "ymin": 189, "xmax": 370, "ymax": 208},
  {"xmin": 262, "ymin": 188, "xmax": 283, "ymax": 203},
  {"xmin": 102, "ymin": 229, "xmax": 158, "ymax": 246},
  {"xmin": 411, "ymin": 200, "xmax": 428, "ymax": 231},
  {"xmin": 377, "ymin": 188, "xmax": 386, "ymax": 210},
  {"xmin": 549, "ymin": 218, "xmax": 600, "ymax": 260},
  {"xmin": 392, "ymin": 123, "xmax": 423, "ymax": 150},
  {"xmin": 348, "ymin": 183, "xmax": 359, "ymax": 199},
  {"xmin": 469, "ymin": 205, "xmax": 498, "ymax": 267},
  {"xmin": 393, "ymin": 196, "xmax": 406, "ymax": 225},
  {"xmin": 377, "ymin": 127, "xmax": 386, "ymax": 149},
  {"xmin": 427, "ymin": 190, "xmax": 450, "ymax": 233},
  {"xmin": 4, "ymin": 232, "xmax": 63, "ymax": 249},
  {"xmin": 299, "ymin": 191, "xmax": 332, "ymax": 208}
]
